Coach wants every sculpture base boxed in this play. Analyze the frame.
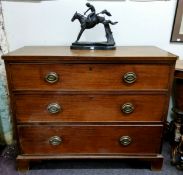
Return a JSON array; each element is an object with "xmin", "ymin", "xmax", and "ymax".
[{"xmin": 70, "ymin": 42, "xmax": 116, "ymax": 50}]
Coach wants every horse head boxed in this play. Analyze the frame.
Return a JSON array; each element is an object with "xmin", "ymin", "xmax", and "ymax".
[{"xmin": 71, "ymin": 12, "xmax": 78, "ymax": 22}]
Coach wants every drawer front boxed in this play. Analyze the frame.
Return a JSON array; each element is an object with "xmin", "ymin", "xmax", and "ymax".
[
  {"xmin": 10, "ymin": 64, "xmax": 170, "ymax": 90},
  {"xmin": 18, "ymin": 125, "xmax": 163, "ymax": 155},
  {"xmin": 15, "ymin": 94, "xmax": 167, "ymax": 123}
]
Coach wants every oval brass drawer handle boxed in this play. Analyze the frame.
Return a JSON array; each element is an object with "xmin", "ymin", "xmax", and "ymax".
[
  {"xmin": 45, "ymin": 72, "xmax": 59, "ymax": 84},
  {"xmin": 120, "ymin": 136, "xmax": 132, "ymax": 146},
  {"xmin": 47, "ymin": 103, "xmax": 61, "ymax": 114},
  {"xmin": 49, "ymin": 136, "xmax": 62, "ymax": 146},
  {"xmin": 121, "ymin": 103, "xmax": 134, "ymax": 114},
  {"xmin": 123, "ymin": 72, "xmax": 137, "ymax": 84}
]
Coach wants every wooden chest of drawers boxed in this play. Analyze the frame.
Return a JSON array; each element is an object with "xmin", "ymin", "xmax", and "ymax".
[{"xmin": 2, "ymin": 46, "xmax": 177, "ymax": 171}]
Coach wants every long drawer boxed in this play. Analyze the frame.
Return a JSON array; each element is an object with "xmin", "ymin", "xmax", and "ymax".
[
  {"xmin": 10, "ymin": 64, "xmax": 170, "ymax": 90},
  {"xmin": 14, "ymin": 94, "xmax": 167, "ymax": 123},
  {"xmin": 18, "ymin": 125, "xmax": 163, "ymax": 155}
]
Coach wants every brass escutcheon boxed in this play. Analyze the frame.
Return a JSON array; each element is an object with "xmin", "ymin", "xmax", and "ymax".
[
  {"xmin": 122, "ymin": 103, "xmax": 134, "ymax": 114},
  {"xmin": 49, "ymin": 136, "xmax": 62, "ymax": 146},
  {"xmin": 45, "ymin": 72, "xmax": 59, "ymax": 84},
  {"xmin": 120, "ymin": 136, "xmax": 132, "ymax": 146},
  {"xmin": 123, "ymin": 72, "xmax": 137, "ymax": 84},
  {"xmin": 47, "ymin": 103, "xmax": 61, "ymax": 114}
]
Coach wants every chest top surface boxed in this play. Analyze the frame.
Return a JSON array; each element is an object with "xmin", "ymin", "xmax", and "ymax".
[{"xmin": 2, "ymin": 46, "xmax": 177, "ymax": 62}]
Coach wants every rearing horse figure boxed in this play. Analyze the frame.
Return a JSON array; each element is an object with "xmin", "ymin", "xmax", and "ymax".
[{"xmin": 71, "ymin": 7, "xmax": 118, "ymax": 44}]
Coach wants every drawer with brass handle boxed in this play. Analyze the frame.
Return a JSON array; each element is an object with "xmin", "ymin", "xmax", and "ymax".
[
  {"xmin": 9, "ymin": 63, "xmax": 170, "ymax": 90},
  {"xmin": 18, "ymin": 125, "xmax": 163, "ymax": 155},
  {"xmin": 15, "ymin": 94, "xmax": 167, "ymax": 123}
]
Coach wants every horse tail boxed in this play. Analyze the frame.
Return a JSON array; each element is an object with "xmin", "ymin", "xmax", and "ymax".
[
  {"xmin": 110, "ymin": 21, "xmax": 118, "ymax": 25},
  {"xmin": 101, "ymin": 10, "xmax": 112, "ymax": 16}
]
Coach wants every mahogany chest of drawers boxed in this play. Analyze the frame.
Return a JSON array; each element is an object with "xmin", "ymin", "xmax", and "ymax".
[{"xmin": 2, "ymin": 46, "xmax": 177, "ymax": 171}]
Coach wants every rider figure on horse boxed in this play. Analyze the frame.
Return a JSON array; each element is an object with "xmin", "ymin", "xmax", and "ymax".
[{"xmin": 84, "ymin": 3, "xmax": 96, "ymax": 23}]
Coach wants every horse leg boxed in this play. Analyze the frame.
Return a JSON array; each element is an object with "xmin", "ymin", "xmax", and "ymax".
[
  {"xmin": 103, "ymin": 23, "xmax": 115, "ymax": 44},
  {"xmin": 76, "ymin": 27, "xmax": 85, "ymax": 42}
]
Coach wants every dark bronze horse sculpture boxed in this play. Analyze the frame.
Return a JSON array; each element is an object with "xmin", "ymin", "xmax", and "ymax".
[{"xmin": 71, "ymin": 3, "xmax": 118, "ymax": 50}]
